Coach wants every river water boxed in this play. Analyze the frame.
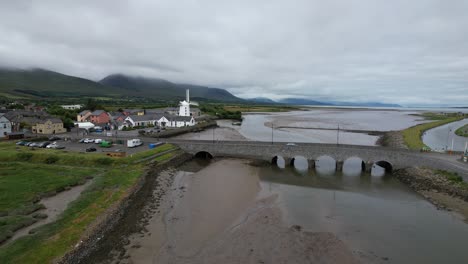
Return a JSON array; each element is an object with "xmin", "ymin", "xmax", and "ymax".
[
  {"xmin": 176, "ymin": 108, "xmax": 429, "ymax": 145},
  {"xmin": 120, "ymin": 158, "xmax": 468, "ymax": 264},
  {"xmin": 423, "ymin": 118, "xmax": 468, "ymax": 152}
]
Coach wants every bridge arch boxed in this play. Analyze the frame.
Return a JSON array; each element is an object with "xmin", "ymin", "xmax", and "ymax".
[
  {"xmin": 315, "ymin": 155, "xmax": 337, "ymax": 175},
  {"xmin": 343, "ymin": 157, "xmax": 366, "ymax": 175},
  {"xmin": 374, "ymin": 160, "xmax": 393, "ymax": 173},
  {"xmin": 194, "ymin": 151, "xmax": 213, "ymax": 159},
  {"xmin": 290, "ymin": 156, "xmax": 308, "ymax": 171},
  {"xmin": 272, "ymin": 155, "xmax": 286, "ymax": 168}
]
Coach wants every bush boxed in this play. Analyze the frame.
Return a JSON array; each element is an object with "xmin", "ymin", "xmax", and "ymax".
[
  {"xmin": 44, "ymin": 155, "xmax": 59, "ymax": 164},
  {"xmin": 16, "ymin": 152, "xmax": 33, "ymax": 161}
]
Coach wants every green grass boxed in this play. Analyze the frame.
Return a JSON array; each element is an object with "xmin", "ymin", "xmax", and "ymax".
[
  {"xmin": 0, "ymin": 142, "xmax": 179, "ymax": 263},
  {"xmin": 435, "ymin": 170, "xmax": 468, "ymax": 189},
  {"xmin": 122, "ymin": 143, "xmax": 177, "ymax": 164},
  {"xmin": 0, "ymin": 163, "xmax": 99, "ymax": 213},
  {"xmin": 154, "ymin": 152, "xmax": 177, "ymax": 162},
  {"xmin": 402, "ymin": 115, "xmax": 464, "ymax": 150},
  {"xmin": 455, "ymin": 124, "xmax": 468, "ymax": 137}
]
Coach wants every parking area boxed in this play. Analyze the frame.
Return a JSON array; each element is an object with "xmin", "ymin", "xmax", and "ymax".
[{"xmin": 16, "ymin": 135, "xmax": 163, "ymax": 155}]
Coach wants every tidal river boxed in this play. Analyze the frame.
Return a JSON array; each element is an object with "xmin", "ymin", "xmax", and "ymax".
[
  {"xmin": 110, "ymin": 158, "xmax": 468, "ymax": 264},
  {"xmin": 174, "ymin": 108, "xmax": 428, "ymax": 145}
]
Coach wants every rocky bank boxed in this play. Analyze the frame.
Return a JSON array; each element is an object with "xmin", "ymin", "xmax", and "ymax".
[{"xmin": 394, "ymin": 167, "xmax": 468, "ymax": 220}]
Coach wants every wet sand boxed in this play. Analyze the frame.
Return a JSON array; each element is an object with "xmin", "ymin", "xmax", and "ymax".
[{"xmin": 120, "ymin": 159, "xmax": 358, "ymax": 264}]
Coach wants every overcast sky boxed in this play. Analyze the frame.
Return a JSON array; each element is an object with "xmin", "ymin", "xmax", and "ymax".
[{"xmin": 0, "ymin": 0, "xmax": 467, "ymax": 106}]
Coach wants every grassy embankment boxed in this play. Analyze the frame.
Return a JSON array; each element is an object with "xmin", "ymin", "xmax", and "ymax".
[
  {"xmin": 402, "ymin": 113, "xmax": 465, "ymax": 150},
  {"xmin": 435, "ymin": 170, "xmax": 468, "ymax": 189},
  {"xmin": 455, "ymin": 124, "xmax": 468, "ymax": 138},
  {"xmin": 0, "ymin": 142, "xmax": 178, "ymax": 264}
]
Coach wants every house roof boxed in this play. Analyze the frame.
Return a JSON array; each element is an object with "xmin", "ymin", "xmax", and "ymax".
[
  {"xmin": 127, "ymin": 114, "xmax": 166, "ymax": 122},
  {"xmin": 171, "ymin": 116, "xmax": 194, "ymax": 122},
  {"xmin": 90, "ymin": 110, "xmax": 107, "ymax": 116},
  {"xmin": 36, "ymin": 118, "xmax": 63, "ymax": 124},
  {"xmin": 79, "ymin": 110, "xmax": 91, "ymax": 115}
]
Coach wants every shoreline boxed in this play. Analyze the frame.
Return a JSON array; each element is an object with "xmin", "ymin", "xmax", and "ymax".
[
  {"xmin": 394, "ymin": 167, "xmax": 468, "ymax": 221},
  {"xmin": 59, "ymin": 152, "xmax": 192, "ymax": 264}
]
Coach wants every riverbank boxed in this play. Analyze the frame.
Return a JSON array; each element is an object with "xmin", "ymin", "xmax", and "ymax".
[
  {"xmin": 455, "ymin": 124, "xmax": 468, "ymax": 137},
  {"xmin": 401, "ymin": 113, "xmax": 464, "ymax": 150},
  {"xmin": 61, "ymin": 151, "xmax": 191, "ymax": 264},
  {"xmin": 394, "ymin": 167, "xmax": 468, "ymax": 221},
  {"xmin": 0, "ymin": 142, "xmax": 179, "ymax": 264}
]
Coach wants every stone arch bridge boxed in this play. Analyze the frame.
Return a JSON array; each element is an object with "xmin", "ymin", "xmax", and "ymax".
[{"xmin": 169, "ymin": 140, "xmax": 468, "ymax": 177}]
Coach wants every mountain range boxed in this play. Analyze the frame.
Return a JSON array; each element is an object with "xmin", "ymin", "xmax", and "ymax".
[
  {"xmin": 0, "ymin": 67, "xmax": 401, "ymax": 107},
  {"xmin": 0, "ymin": 68, "xmax": 242, "ymax": 102}
]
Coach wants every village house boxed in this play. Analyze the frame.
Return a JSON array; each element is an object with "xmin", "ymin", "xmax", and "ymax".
[
  {"xmin": 168, "ymin": 116, "xmax": 196, "ymax": 128},
  {"xmin": 3, "ymin": 110, "xmax": 50, "ymax": 132},
  {"xmin": 77, "ymin": 110, "xmax": 92, "ymax": 122},
  {"xmin": 32, "ymin": 118, "xmax": 67, "ymax": 134},
  {"xmin": 124, "ymin": 114, "xmax": 170, "ymax": 128},
  {"xmin": 0, "ymin": 113, "xmax": 12, "ymax": 136},
  {"xmin": 89, "ymin": 110, "xmax": 110, "ymax": 124}
]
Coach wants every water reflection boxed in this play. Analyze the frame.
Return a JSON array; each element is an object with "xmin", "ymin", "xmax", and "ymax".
[
  {"xmin": 257, "ymin": 161, "xmax": 468, "ymax": 264},
  {"xmin": 343, "ymin": 157, "xmax": 364, "ymax": 177},
  {"xmin": 272, "ymin": 155, "xmax": 286, "ymax": 169},
  {"xmin": 291, "ymin": 156, "xmax": 308, "ymax": 173},
  {"xmin": 315, "ymin": 155, "xmax": 336, "ymax": 176}
]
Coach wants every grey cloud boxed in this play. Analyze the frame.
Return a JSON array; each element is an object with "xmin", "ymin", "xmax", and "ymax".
[{"xmin": 0, "ymin": 0, "xmax": 467, "ymax": 105}]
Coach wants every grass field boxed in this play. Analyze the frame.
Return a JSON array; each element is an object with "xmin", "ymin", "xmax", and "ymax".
[
  {"xmin": 455, "ymin": 124, "xmax": 468, "ymax": 137},
  {"xmin": 0, "ymin": 141, "xmax": 178, "ymax": 263},
  {"xmin": 402, "ymin": 113, "xmax": 464, "ymax": 150}
]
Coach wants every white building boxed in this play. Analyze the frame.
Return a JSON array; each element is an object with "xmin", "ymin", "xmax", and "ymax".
[
  {"xmin": 61, "ymin": 104, "xmax": 83, "ymax": 110},
  {"xmin": 168, "ymin": 116, "xmax": 196, "ymax": 128},
  {"xmin": 179, "ymin": 89, "xmax": 191, "ymax": 117},
  {"xmin": 0, "ymin": 113, "xmax": 12, "ymax": 136}
]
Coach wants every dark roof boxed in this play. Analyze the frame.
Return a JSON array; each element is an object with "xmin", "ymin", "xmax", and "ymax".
[
  {"xmin": 171, "ymin": 116, "xmax": 193, "ymax": 122},
  {"xmin": 79, "ymin": 110, "xmax": 91, "ymax": 115},
  {"xmin": 127, "ymin": 114, "xmax": 166, "ymax": 122},
  {"xmin": 90, "ymin": 110, "xmax": 107, "ymax": 116},
  {"xmin": 36, "ymin": 118, "xmax": 63, "ymax": 124},
  {"xmin": 145, "ymin": 109, "xmax": 166, "ymax": 114}
]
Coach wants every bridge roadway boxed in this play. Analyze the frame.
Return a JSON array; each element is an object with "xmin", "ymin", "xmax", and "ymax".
[{"xmin": 166, "ymin": 139, "xmax": 468, "ymax": 178}]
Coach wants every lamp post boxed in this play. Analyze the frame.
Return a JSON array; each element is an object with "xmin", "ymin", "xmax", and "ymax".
[
  {"xmin": 337, "ymin": 124, "xmax": 340, "ymax": 145},
  {"xmin": 446, "ymin": 126, "xmax": 451, "ymax": 150},
  {"xmin": 271, "ymin": 123, "xmax": 274, "ymax": 145}
]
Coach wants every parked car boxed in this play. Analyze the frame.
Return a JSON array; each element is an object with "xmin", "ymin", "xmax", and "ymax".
[
  {"xmin": 286, "ymin": 143, "xmax": 297, "ymax": 146},
  {"xmin": 46, "ymin": 142, "xmax": 65, "ymax": 149},
  {"xmin": 84, "ymin": 138, "xmax": 94, "ymax": 143},
  {"xmin": 16, "ymin": 141, "xmax": 27, "ymax": 146},
  {"xmin": 29, "ymin": 142, "xmax": 40, "ymax": 147},
  {"xmin": 38, "ymin": 142, "xmax": 51, "ymax": 148},
  {"xmin": 79, "ymin": 138, "xmax": 86, "ymax": 143},
  {"xmin": 86, "ymin": 147, "xmax": 97, "ymax": 152},
  {"xmin": 48, "ymin": 136, "xmax": 61, "ymax": 141},
  {"xmin": 94, "ymin": 138, "xmax": 103, "ymax": 144}
]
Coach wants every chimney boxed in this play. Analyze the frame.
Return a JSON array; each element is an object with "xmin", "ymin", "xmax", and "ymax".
[{"xmin": 186, "ymin": 88, "xmax": 190, "ymax": 103}]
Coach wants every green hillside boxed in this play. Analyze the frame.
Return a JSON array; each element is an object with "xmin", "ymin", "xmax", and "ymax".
[
  {"xmin": 0, "ymin": 68, "xmax": 243, "ymax": 102},
  {"xmin": 0, "ymin": 68, "xmax": 123, "ymax": 98},
  {"xmin": 99, "ymin": 74, "xmax": 243, "ymax": 102}
]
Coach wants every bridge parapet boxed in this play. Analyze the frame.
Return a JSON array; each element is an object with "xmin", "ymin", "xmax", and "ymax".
[{"xmin": 173, "ymin": 140, "xmax": 468, "ymax": 177}]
